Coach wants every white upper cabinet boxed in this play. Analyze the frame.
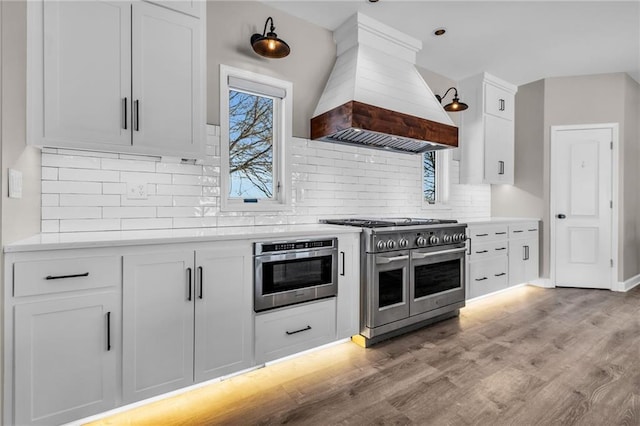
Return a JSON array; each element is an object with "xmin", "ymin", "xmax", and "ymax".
[
  {"xmin": 28, "ymin": 0, "xmax": 205, "ymax": 158},
  {"xmin": 459, "ymin": 73, "xmax": 518, "ymax": 185},
  {"xmin": 144, "ymin": 0, "xmax": 205, "ymax": 19}
]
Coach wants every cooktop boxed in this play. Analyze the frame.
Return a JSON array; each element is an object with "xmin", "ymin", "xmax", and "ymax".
[{"xmin": 321, "ymin": 217, "xmax": 458, "ymax": 229}]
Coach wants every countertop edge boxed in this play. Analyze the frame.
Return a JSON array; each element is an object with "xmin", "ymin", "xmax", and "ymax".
[{"xmin": 3, "ymin": 225, "xmax": 362, "ymax": 254}]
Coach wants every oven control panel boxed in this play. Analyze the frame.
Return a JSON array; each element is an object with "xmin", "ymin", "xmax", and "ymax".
[{"xmin": 370, "ymin": 226, "xmax": 467, "ymax": 252}]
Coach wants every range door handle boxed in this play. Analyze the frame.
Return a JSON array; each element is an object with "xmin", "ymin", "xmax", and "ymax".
[{"xmin": 375, "ymin": 255, "xmax": 409, "ymax": 265}]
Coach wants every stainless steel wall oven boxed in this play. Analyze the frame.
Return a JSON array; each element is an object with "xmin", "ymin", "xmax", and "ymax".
[{"xmin": 253, "ymin": 238, "xmax": 338, "ymax": 312}]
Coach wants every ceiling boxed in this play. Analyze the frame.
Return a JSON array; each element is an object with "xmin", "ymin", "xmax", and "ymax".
[{"xmin": 263, "ymin": 0, "xmax": 640, "ymax": 86}]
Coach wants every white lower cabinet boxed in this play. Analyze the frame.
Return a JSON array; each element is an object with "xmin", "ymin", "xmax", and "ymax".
[
  {"xmin": 336, "ymin": 233, "xmax": 360, "ymax": 339},
  {"xmin": 466, "ymin": 221, "xmax": 539, "ymax": 300},
  {"xmin": 14, "ymin": 293, "xmax": 119, "ymax": 426},
  {"xmin": 122, "ymin": 243, "xmax": 253, "ymax": 403},
  {"xmin": 255, "ymin": 298, "xmax": 337, "ymax": 364}
]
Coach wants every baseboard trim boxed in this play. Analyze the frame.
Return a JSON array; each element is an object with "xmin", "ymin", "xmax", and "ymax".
[
  {"xmin": 529, "ymin": 278, "xmax": 553, "ymax": 288},
  {"xmin": 614, "ymin": 274, "xmax": 640, "ymax": 292}
]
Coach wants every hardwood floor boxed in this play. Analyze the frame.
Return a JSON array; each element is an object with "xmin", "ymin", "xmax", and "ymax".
[{"xmin": 87, "ymin": 285, "xmax": 640, "ymax": 425}]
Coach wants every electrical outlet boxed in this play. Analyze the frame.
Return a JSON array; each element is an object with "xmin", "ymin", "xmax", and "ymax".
[
  {"xmin": 8, "ymin": 169, "xmax": 22, "ymax": 199},
  {"xmin": 126, "ymin": 182, "xmax": 148, "ymax": 200}
]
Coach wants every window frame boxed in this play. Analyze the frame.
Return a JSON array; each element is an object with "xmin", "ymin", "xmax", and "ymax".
[
  {"xmin": 220, "ymin": 65, "xmax": 292, "ymax": 212},
  {"xmin": 421, "ymin": 149, "xmax": 451, "ymax": 210}
]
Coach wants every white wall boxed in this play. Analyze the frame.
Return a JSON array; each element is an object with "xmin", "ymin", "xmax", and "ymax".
[{"xmin": 40, "ymin": 126, "xmax": 491, "ymax": 232}]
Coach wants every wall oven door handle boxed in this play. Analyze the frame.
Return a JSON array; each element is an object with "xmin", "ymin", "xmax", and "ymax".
[
  {"xmin": 376, "ymin": 254, "xmax": 409, "ymax": 264},
  {"xmin": 412, "ymin": 248, "xmax": 467, "ymax": 260}
]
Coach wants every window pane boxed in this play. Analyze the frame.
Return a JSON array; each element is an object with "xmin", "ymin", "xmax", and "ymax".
[
  {"xmin": 423, "ymin": 151, "xmax": 437, "ymax": 203},
  {"xmin": 228, "ymin": 90, "xmax": 274, "ymax": 199}
]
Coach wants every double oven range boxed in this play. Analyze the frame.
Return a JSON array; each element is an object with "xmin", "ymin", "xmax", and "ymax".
[{"xmin": 323, "ymin": 218, "xmax": 467, "ymax": 346}]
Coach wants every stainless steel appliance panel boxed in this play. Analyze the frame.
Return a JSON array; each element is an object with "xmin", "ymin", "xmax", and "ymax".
[{"xmin": 366, "ymin": 250, "xmax": 410, "ymax": 328}]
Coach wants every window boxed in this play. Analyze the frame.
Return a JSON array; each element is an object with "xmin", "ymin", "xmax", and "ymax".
[
  {"xmin": 422, "ymin": 150, "xmax": 449, "ymax": 207},
  {"xmin": 220, "ymin": 66, "xmax": 292, "ymax": 211}
]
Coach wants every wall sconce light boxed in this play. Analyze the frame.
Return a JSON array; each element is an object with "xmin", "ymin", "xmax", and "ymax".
[
  {"xmin": 250, "ymin": 17, "xmax": 290, "ymax": 59},
  {"xmin": 435, "ymin": 87, "xmax": 468, "ymax": 112}
]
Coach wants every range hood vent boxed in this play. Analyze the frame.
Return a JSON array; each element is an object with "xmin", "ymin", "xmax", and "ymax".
[{"xmin": 310, "ymin": 13, "xmax": 458, "ymax": 154}]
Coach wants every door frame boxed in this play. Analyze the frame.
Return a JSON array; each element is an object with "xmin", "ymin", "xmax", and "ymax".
[{"xmin": 549, "ymin": 123, "xmax": 619, "ymax": 289}]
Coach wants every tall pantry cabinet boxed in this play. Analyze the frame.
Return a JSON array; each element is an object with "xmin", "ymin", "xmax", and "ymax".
[{"xmin": 458, "ymin": 73, "xmax": 518, "ymax": 185}]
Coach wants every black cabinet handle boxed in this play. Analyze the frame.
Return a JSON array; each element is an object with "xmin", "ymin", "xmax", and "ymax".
[
  {"xmin": 475, "ymin": 250, "xmax": 488, "ymax": 254},
  {"xmin": 106, "ymin": 311, "xmax": 111, "ymax": 351},
  {"xmin": 498, "ymin": 160, "xmax": 505, "ymax": 175},
  {"xmin": 134, "ymin": 100, "xmax": 140, "ymax": 131},
  {"xmin": 513, "ymin": 230, "xmax": 524, "ymax": 233},
  {"xmin": 285, "ymin": 325, "xmax": 311, "ymax": 335},
  {"xmin": 340, "ymin": 251, "xmax": 345, "ymax": 276},
  {"xmin": 45, "ymin": 272, "xmax": 89, "ymax": 280},
  {"xmin": 495, "ymin": 232, "xmax": 507, "ymax": 235},
  {"xmin": 495, "ymin": 247, "xmax": 507, "ymax": 251},
  {"xmin": 557, "ymin": 214, "xmax": 566, "ymax": 219},
  {"xmin": 198, "ymin": 266, "xmax": 203, "ymax": 299},
  {"xmin": 494, "ymin": 273, "xmax": 506, "ymax": 277},
  {"xmin": 524, "ymin": 245, "xmax": 530, "ymax": 261},
  {"xmin": 187, "ymin": 267, "xmax": 192, "ymax": 301},
  {"xmin": 122, "ymin": 97, "xmax": 128, "ymax": 130},
  {"xmin": 476, "ymin": 233, "xmax": 489, "ymax": 237},
  {"xmin": 499, "ymin": 99, "xmax": 505, "ymax": 111},
  {"xmin": 475, "ymin": 277, "xmax": 488, "ymax": 281},
  {"xmin": 466, "ymin": 237, "xmax": 472, "ymax": 255},
  {"xmin": 528, "ymin": 229, "xmax": 538, "ymax": 232}
]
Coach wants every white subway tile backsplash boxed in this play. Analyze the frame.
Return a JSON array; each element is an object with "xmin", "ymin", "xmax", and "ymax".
[
  {"xmin": 60, "ymin": 194, "xmax": 121, "ymax": 207},
  {"xmin": 59, "ymin": 168, "xmax": 120, "ymax": 183},
  {"xmin": 41, "ymin": 124, "xmax": 491, "ymax": 233},
  {"xmin": 103, "ymin": 206, "xmax": 157, "ymax": 219},
  {"xmin": 42, "ymin": 181, "xmax": 102, "ymax": 194}
]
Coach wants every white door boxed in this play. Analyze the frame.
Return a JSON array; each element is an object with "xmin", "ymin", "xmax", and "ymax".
[
  {"xmin": 122, "ymin": 251, "xmax": 195, "ymax": 403},
  {"xmin": 132, "ymin": 2, "xmax": 201, "ymax": 156},
  {"xmin": 14, "ymin": 293, "xmax": 118, "ymax": 426},
  {"xmin": 552, "ymin": 126, "xmax": 614, "ymax": 289},
  {"xmin": 42, "ymin": 1, "xmax": 131, "ymax": 147},
  {"xmin": 194, "ymin": 244, "xmax": 253, "ymax": 382}
]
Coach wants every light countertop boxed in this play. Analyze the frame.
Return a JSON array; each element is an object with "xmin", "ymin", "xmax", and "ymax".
[
  {"xmin": 465, "ymin": 217, "xmax": 541, "ymax": 225},
  {"xmin": 4, "ymin": 224, "xmax": 362, "ymax": 253}
]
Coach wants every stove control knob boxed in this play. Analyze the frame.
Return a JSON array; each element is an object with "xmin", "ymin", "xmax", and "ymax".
[
  {"xmin": 377, "ymin": 240, "xmax": 387, "ymax": 250},
  {"xmin": 398, "ymin": 238, "xmax": 409, "ymax": 249},
  {"xmin": 452, "ymin": 234, "xmax": 461, "ymax": 242},
  {"xmin": 386, "ymin": 240, "xmax": 397, "ymax": 250},
  {"xmin": 429, "ymin": 235, "xmax": 440, "ymax": 245},
  {"xmin": 458, "ymin": 233, "xmax": 467, "ymax": 242},
  {"xmin": 416, "ymin": 236, "xmax": 427, "ymax": 247},
  {"xmin": 443, "ymin": 234, "xmax": 452, "ymax": 243}
]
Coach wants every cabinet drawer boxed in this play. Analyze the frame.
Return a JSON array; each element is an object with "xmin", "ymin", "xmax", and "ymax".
[
  {"xmin": 468, "ymin": 258, "xmax": 508, "ymax": 299},
  {"xmin": 484, "ymin": 82, "xmax": 514, "ymax": 120},
  {"xmin": 255, "ymin": 298, "xmax": 337, "ymax": 364},
  {"xmin": 467, "ymin": 225, "xmax": 509, "ymax": 243},
  {"xmin": 509, "ymin": 221, "xmax": 539, "ymax": 238},
  {"xmin": 14, "ymin": 256, "xmax": 121, "ymax": 297},
  {"xmin": 468, "ymin": 240, "xmax": 509, "ymax": 261}
]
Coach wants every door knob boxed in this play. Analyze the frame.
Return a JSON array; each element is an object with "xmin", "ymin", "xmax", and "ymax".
[{"xmin": 556, "ymin": 214, "xmax": 566, "ymax": 219}]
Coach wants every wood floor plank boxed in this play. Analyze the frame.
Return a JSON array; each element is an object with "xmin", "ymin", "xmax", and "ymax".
[{"xmin": 87, "ymin": 285, "xmax": 640, "ymax": 426}]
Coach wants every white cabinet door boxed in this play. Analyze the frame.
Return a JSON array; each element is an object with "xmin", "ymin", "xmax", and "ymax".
[
  {"xmin": 509, "ymin": 237, "xmax": 539, "ymax": 286},
  {"xmin": 144, "ymin": 0, "xmax": 204, "ymax": 18},
  {"xmin": 484, "ymin": 82, "xmax": 514, "ymax": 120},
  {"xmin": 38, "ymin": 1, "xmax": 131, "ymax": 148},
  {"xmin": 14, "ymin": 293, "xmax": 118, "ymax": 426},
  {"xmin": 132, "ymin": 2, "xmax": 202, "ymax": 157},
  {"xmin": 194, "ymin": 245, "xmax": 253, "ymax": 382},
  {"xmin": 336, "ymin": 234, "xmax": 360, "ymax": 339},
  {"xmin": 484, "ymin": 115, "xmax": 514, "ymax": 184},
  {"xmin": 123, "ymin": 251, "xmax": 195, "ymax": 403}
]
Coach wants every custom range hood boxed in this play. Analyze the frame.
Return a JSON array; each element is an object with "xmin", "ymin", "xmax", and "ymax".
[{"xmin": 311, "ymin": 13, "xmax": 458, "ymax": 154}]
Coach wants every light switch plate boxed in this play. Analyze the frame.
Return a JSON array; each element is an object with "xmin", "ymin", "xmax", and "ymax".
[
  {"xmin": 8, "ymin": 169, "xmax": 22, "ymax": 199},
  {"xmin": 126, "ymin": 182, "xmax": 148, "ymax": 200}
]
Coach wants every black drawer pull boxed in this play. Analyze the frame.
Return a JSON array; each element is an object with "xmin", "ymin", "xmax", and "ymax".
[
  {"xmin": 495, "ymin": 247, "xmax": 507, "ymax": 251},
  {"xmin": 495, "ymin": 273, "xmax": 506, "ymax": 277},
  {"xmin": 495, "ymin": 232, "xmax": 507, "ymax": 235},
  {"xmin": 475, "ymin": 277, "xmax": 488, "ymax": 281},
  {"xmin": 45, "ymin": 272, "xmax": 89, "ymax": 280},
  {"xmin": 528, "ymin": 229, "xmax": 537, "ymax": 232},
  {"xmin": 475, "ymin": 250, "xmax": 488, "ymax": 254},
  {"xmin": 513, "ymin": 230, "xmax": 524, "ymax": 233},
  {"xmin": 340, "ymin": 251, "xmax": 345, "ymax": 276},
  {"xmin": 286, "ymin": 325, "xmax": 312, "ymax": 335},
  {"xmin": 476, "ymin": 233, "xmax": 489, "ymax": 237},
  {"xmin": 187, "ymin": 267, "xmax": 192, "ymax": 301}
]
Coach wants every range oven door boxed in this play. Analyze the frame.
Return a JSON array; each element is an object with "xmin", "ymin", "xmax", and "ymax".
[
  {"xmin": 366, "ymin": 250, "xmax": 410, "ymax": 328},
  {"xmin": 410, "ymin": 247, "xmax": 466, "ymax": 316}
]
